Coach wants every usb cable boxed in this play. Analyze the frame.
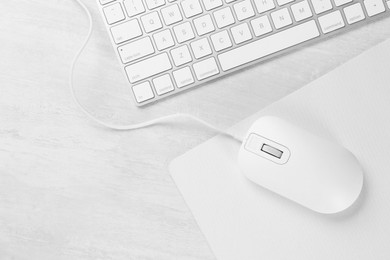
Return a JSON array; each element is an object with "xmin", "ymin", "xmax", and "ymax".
[{"xmin": 71, "ymin": 0, "xmax": 243, "ymax": 142}]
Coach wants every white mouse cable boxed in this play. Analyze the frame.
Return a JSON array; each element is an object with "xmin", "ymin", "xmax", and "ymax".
[{"xmin": 71, "ymin": 0, "xmax": 243, "ymax": 142}]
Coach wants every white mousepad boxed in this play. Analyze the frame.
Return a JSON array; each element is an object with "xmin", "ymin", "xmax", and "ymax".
[{"xmin": 170, "ymin": 39, "xmax": 390, "ymax": 260}]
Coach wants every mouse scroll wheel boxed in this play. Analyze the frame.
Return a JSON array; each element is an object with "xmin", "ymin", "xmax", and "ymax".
[
  {"xmin": 261, "ymin": 144, "xmax": 283, "ymax": 159},
  {"xmin": 244, "ymin": 134, "xmax": 291, "ymax": 164}
]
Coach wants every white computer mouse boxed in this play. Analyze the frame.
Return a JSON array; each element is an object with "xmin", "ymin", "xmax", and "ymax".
[{"xmin": 238, "ymin": 116, "xmax": 363, "ymax": 214}]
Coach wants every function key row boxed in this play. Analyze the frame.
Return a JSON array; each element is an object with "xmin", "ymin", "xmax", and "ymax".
[
  {"xmin": 104, "ymin": 0, "xmax": 390, "ymax": 27},
  {"xmin": 103, "ymin": 0, "xmax": 218, "ymax": 25},
  {"xmin": 102, "ymin": 0, "xmax": 316, "ymax": 26}
]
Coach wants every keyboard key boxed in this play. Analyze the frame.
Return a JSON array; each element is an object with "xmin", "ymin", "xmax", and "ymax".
[
  {"xmin": 334, "ymin": 0, "xmax": 353, "ymax": 6},
  {"xmin": 103, "ymin": 3, "xmax": 126, "ymax": 25},
  {"xmin": 118, "ymin": 37, "xmax": 154, "ymax": 63},
  {"xmin": 364, "ymin": 0, "xmax": 386, "ymax": 16},
  {"xmin": 318, "ymin": 10, "xmax": 345, "ymax": 34},
  {"xmin": 277, "ymin": 0, "xmax": 295, "ymax": 6},
  {"xmin": 181, "ymin": 0, "xmax": 203, "ymax": 18},
  {"xmin": 251, "ymin": 16, "xmax": 273, "ymax": 37},
  {"xmin": 253, "ymin": 0, "xmax": 276, "ymax": 13},
  {"xmin": 97, "ymin": 0, "xmax": 389, "ymax": 107},
  {"xmin": 193, "ymin": 57, "xmax": 220, "ymax": 80},
  {"xmin": 141, "ymin": 12, "xmax": 163, "ymax": 32},
  {"xmin": 211, "ymin": 30, "xmax": 233, "ymax": 51},
  {"xmin": 111, "ymin": 20, "xmax": 142, "ymax": 44},
  {"xmin": 125, "ymin": 53, "xmax": 172, "ymax": 83},
  {"xmin": 123, "ymin": 0, "xmax": 145, "ymax": 17},
  {"xmin": 344, "ymin": 3, "xmax": 365, "ymax": 24},
  {"xmin": 100, "ymin": 0, "xmax": 115, "ymax": 5},
  {"xmin": 218, "ymin": 20, "xmax": 320, "ymax": 71},
  {"xmin": 202, "ymin": 0, "xmax": 223, "ymax": 10},
  {"xmin": 291, "ymin": 1, "xmax": 313, "ymax": 22},
  {"xmin": 173, "ymin": 67, "xmax": 195, "ymax": 88},
  {"xmin": 171, "ymin": 45, "xmax": 193, "ymax": 66},
  {"xmin": 173, "ymin": 22, "xmax": 195, "ymax": 43},
  {"xmin": 153, "ymin": 29, "xmax": 175, "ymax": 50},
  {"xmin": 191, "ymin": 38, "xmax": 213, "ymax": 59},
  {"xmin": 214, "ymin": 7, "xmax": 235, "ymax": 28},
  {"xmin": 132, "ymin": 82, "xmax": 154, "ymax": 103},
  {"xmin": 271, "ymin": 8, "xmax": 293, "ymax": 29},
  {"xmin": 231, "ymin": 23, "xmax": 253, "ymax": 44},
  {"xmin": 194, "ymin": 14, "xmax": 216, "ymax": 36},
  {"xmin": 153, "ymin": 74, "xmax": 175, "ymax": 95},
  {"xmin": 145, "ymin": 0, "xmax": 166, "ymax": 9},
  {"xmin": 161, "ymin": 4, "xmax": 183, "ymax": 25},
  {"xmin": 311, "ymin": 0, "xmax": 333, "ymax": 14},
  {"xmin": 233, "ymin": 0, "xmax": 255, "ymax": 21}
]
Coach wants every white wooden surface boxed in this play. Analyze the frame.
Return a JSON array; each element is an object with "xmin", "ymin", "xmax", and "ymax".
[{"xmin": 0, "ymin": 1, "xmax": 389, "ymax": 259}]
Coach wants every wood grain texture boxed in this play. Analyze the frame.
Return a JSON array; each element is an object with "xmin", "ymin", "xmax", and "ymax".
[{"xmin": 0, "ymin": 0, "xmax": 389, "ymax": 259}]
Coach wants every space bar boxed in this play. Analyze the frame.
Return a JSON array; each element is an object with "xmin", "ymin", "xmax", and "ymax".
[{"xmin": 218, "ymin": 20, "xmax": 320, "ymax": 71}]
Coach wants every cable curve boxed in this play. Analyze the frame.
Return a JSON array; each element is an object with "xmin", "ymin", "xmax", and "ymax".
[{"xmin": 71, "ymin": 0, "xmax": 243, "ymax": 143}]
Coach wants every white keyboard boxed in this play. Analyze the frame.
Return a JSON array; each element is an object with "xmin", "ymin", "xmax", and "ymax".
[{"xmin": 97, "ymin": 0, "xmax": 389, "ymax": 106}]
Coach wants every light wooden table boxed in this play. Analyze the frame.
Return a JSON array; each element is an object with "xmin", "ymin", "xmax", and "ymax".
[{"xmin": 0, "ymin": 1, "xmax": 389, "ymax": 259}]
